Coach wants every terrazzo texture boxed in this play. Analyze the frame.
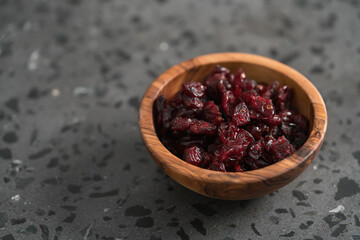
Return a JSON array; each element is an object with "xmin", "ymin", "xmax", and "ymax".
[{"xmin": 1, "ymin": 0, "xmax": 360, "ymax": 239}]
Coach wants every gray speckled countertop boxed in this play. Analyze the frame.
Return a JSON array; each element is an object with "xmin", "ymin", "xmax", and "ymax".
[{"xmin": 0, "ymin": 0, "xmax": 360, "ymax": 239}]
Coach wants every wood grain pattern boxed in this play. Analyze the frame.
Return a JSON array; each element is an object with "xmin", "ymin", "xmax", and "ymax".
[{"xmin": 139, "ymin": 53, "xmax": 327, "ymax": 200}]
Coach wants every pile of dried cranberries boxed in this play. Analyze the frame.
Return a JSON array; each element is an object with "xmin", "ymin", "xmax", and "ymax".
[{"xmin": 154, "ymin": 65, "xmax": 309, "ymax": 172}]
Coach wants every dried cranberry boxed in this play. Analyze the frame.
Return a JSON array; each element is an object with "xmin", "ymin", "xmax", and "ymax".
[
  {"xmin": 183, "ymin": 94, "xmax": 203, "ymax": 109},
  {"xmin": 174, "ymin": 107, "xmax": 197, "ymax": 118},
  {"xmin": 250, "ymin": 95, "xmax": 275, "ymax": 118},
  {"xmin": 281, "ymin": 122, "xmax": 307, "ymax": 148},
  {"xmin": 171, "ymin": 117, "xmax": 193, "ymax": 131},
  {"xmin": 269, "ymin": 136, "xmax": 296, "ymax": 161},
  {"xmin": 218, "ymin": 123, "xmax": 254, "ymax": 144},
  {"xmin": 217, "ymin": 79, "xmax": 232, "ymax": 94},
  {"xmin": 219, "ymin": 140, "xmax": 248, "ymax": 161},
  {"xmin": 183, "ymin": 146, "xmax": 203, "ymax": 166},
  {"xmin": 275, "ymin": 85, "xmax": 293, "ymax": 111},
  {"xmin": 208, "ymin": 161, "xmax": 226, "ymax": 172},
  {"xmin": 188, "ymin": 120, "xmax": 217, "ymax": 135},
  {"xmin": 248, "ymin": 138, "xmax": 265, "ymax": 159},
  {"xmin": 269, "ymin": 125, "xmax": 282, "ymax": 138},
  {"xmin": 256, "ymin": 84, "xmax": 266, "ymax": 95},
  {"xmin": 182, "ymin": 81, "xmax": 206, "ymax": 98},
  {"xmin": 221, "ymin": 90, "xmax": 236, "ymax": 117},
  {"xmin": 212, "ymin": 65, "xmax": 232, "ymax": 81},
  {"xmin": 176, "ymin": 135, "xmax": 204, "ymax": 156},
  {"xmin": 263, "ymin": 114, "xmax": 282, "ymax": 126},
  {"xmin": 232, "ymin": 102, "xmax": 250, "ymax": 126},
  {"xmin": 202, "ymin": 101, "xmax": 223, "ymax": 126},
  {"xmin": 262, "ymin": 81, "xmax": 279, "ymax": 99},
  {"xmin": 245, "ymin": 123, "xmax": 269, "ymax": 139},
  {"xmin": 242, "ymin": 79, "xmax": 257, "ymax": 92},
  {"xmin": 291, "ymin": 113, "xmax": 308, "ymax": 130}
]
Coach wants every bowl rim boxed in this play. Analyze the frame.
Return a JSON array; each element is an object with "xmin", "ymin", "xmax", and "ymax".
[{"xmin": 139, "ymin": 52, "xmax": 327, "ymax": 185}]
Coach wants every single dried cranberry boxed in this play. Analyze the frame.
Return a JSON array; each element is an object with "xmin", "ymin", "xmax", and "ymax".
[
  {"xmin": 201, "ymin": 152, "xmax": 213, "ymax": 168},
  {"xmin": 269, "ymin": 136, "xmax": 296, "ymax": 161},
  {"xmin": 264, "ymin": 135, "xmax": 276, "ymax": 152},
  {"xmin": 208, "ymin": 161, "xmax": 226, "ymax": 172},
  {"xmin": 188, "ymin": 120, "xmax": 217, "ymax": 135},
  {"xmin": 275, "ymin": 85, "xmax": 293, "ymax": 111},
  {"xmin": 202, "ymin": 101, "xmax": 223, "ymax": 126},
  {"xmin": 233, "ymin": 68, "xmax": 246, "ymax": 84},
  {"xmin": 263, "ymin": 114, "xmax": 282, "ymax": 126},
  {"xmin": 245, "ymin": 123, "xmax": 269, "ymax": 139},
  {"xmin": 219, "ymin": 140, "xmax": 249, "ymax": 161},
  {"xmin": 218, "ymin": 123, "xmax": 254, "ymax": 144},
  {"xmin": 212, "ymin": 65, "xmax": 232, "ymax": 80},
  {"xmin": 221, "ymin": 90, "xmax": 236, "ymax": 117},
  {"xmin": 242, "ymin": 79, "xmax": 257, "ymax": 92},
  {"xmin": 232, "ymin": 102, "xmax": 250, "ymax": 126},
  {"xmin": 291, "ymin": 113, "xmax": 308, "ymax": 131},
  {"xmin": 256, "ymin": 84, "xmax": 266, "ymax": 95},
  {"xmin": 183, "ymin": 146, "xmax": 203, "ymax": 166},
  {"xmin": 183, "ymin": 94, "xmax": 203, "ymax": 109},
  {"xmin": 182, "ymin": 81, "xmax": 206, "ymax": 98},
  {"xmin": 175, "ymin": 107, "xmax": 197, "ymax": 118},
  {"xmin": 219, "ymin": 129, "xmax": 254, "ymax": 161},
  {"xmin": 250, "ymin": 95, "xmax": 275, "ymax": 118},
  {"xmin": 278, "ymin": 110, "xmax": 294, "ymax": 123},
  {"xmin": 204, "ymin": 66, "xmax": 231, "ymax": 102},
  {"xmin": 171, "ymin": 117, "xmax": 193, "ymax": 131},
  {"xmin": 269, "ymin": 125, "xmax": 282, "ymax": 138},
  {"xmin": 281, "ymin": 122, "xmax": 307, "ymax": 148},
  {"xmin": 248, "ymin": 138, "xmax": 265, "ymax": 159},
  {"xmin": 262, "ymin": 81, "xmax": 279, "ymax": 99},
  {"xmin": 217, "ymin": 79, "xmax": 232, "ymax": 94},
  {"xmin": 176, "ymin": 135, "xmax": 204, "ymax": 156}
]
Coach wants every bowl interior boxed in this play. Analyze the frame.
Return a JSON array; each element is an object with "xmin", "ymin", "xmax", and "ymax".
[
  {"xmin": 159, "ymin": 62, "xmax": 313, "ymax": 130},
  {"xmin": 140, "ymin": 53, "xmax": 327, "ymax": 200}
]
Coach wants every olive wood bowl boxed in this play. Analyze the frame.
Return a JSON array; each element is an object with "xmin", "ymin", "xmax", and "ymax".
[{"xmin": 139, "ymin": 52, "xmax": 327, "ymax": 200}]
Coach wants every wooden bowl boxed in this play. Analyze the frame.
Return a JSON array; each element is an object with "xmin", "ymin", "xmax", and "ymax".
[{"xmin": 139, "ymin": 53, "xmax": 327, "ymax": 200}]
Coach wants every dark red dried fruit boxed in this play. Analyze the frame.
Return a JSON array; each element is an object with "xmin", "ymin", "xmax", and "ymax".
[
  {"xmin": 208, "ymin": 161, "xmax": 226, "ymax": 172},
  {"xmin": 182, "ymin": 81, "xmax": 206, "ymax": 98},
  {"xmin": 242, "ymin": 79, "xmax": 257, "ymax": 92},
  {"xmin": 232, "ymin": 102, "xmax": 250, "ymax": 126},
  {"xmin": 245, "ymin": 123, "xmax": 269, "ymax": 139},
  {"xmin": 154, "ymin": 65, "xmax": 309, "ymax": 172},
  {"xmin": 262, "ymin": 81, "xmax": 279, "ymax": 99},
  {"xmin": 269, "ymin": 136, "xmax": 296, "ymax": 161},
  {"xmin": 221, "ymin": 90, "xmax": 236, "ymax": 117},
  {"xmin": 248, "ymin": 138, "xmax": 265, "ymax": 159},
  {"xmin": 183, "ymin": 94, "xmax": 203, "ymax": 109},
  {"xmin": 275, "ymin": 85, "xmax": 293, "ymax": 111},
  {"xmin": 184, "ymin": 146, "xmax": 203, "ymax": 166},
  {"xmin": 171, "ymin": 117, "xmax": 193, "ymax": 131},
  {"xmin": 202, "ymin": 101, "xmax": 223, "ymax": 126},
  {"xmin": 188, "ymin": 120, "xmax": 217, "ymax": 135},
  {"xmin": 250, "ymin": 95, "xmax": 275, "ymax": 118}
]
